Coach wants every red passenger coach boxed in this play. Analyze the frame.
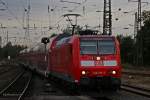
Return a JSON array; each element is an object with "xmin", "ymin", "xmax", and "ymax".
[
  {"xmin": 48, "ymin": 34, "xmax": 121, "ymax": 89},
  {"xmin": 19, "ymin": 33, "xmax": 121, "ymax": 90}
]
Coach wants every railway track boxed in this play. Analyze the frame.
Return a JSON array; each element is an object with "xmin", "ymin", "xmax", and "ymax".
[
  {"xmin": 0, "ymin": 63, "xmax": 22, "ymax": 76},
  {"xmin": 0, "ymin": 70, "xmax": 32, "ymax": 100},
  {"xmin": 47, "ymin": 78, "xmax": 113, "ymax": 100},
  {"xmin": 0, "ymin": 67, "xmax": 17, "ymax": 75},
  {"xmin": 121, "ymin": 84, "xmax": 150, "ymax": 98},
  {"xmin": 122, "ymin": 71, "xmax": 150, "ymax": 76}
]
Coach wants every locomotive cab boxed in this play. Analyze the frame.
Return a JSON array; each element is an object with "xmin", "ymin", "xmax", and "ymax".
[{"xmin": 79, "ymin": 36, "xmax": 121, "ymax": 89}]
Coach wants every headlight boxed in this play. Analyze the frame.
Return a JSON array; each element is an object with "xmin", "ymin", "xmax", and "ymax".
[
  {"xmin": 112, "ymin": 70, "xmax": 116, "ymax": 75},
  {"xmin": 81, "ymin": 71, "xmax": 86, "ymax": 75},
  {"xmin": 96, "ymin": 57, "xmax": 101, "ymax": 60}
]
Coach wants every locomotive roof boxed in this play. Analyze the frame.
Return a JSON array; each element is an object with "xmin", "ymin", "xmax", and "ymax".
[
  {"xmin": 54, "ymin": 33, "xmax": 71, "ymax": 41},
  {"xmin": 50, "ymin": 33, "xmax": 115, "ymax": 41},
  {"xmin": 79, "ymin": 35, "xmax": 115, "ymax": 38}
]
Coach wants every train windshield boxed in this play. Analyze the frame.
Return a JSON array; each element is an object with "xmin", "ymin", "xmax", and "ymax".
[
  {"xmin": 98, "ymin": 40, "xmax": 115, "ymax": 54},
  {"xmin": 80, "ymin": 39, "xmax": 115, "ymax": 55},
  {"xmin": 80, "ymin": 40, "xmax": 97, "ymax": 54}
]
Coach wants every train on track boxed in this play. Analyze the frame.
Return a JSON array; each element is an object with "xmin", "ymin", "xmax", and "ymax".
[{"xmin": 19, "ymin": 30, "xmax": 121, "ymax": 90}]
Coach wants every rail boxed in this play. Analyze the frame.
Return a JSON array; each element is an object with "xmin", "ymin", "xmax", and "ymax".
[
  {"xmin": 18, "ymin": 73, "xmax": 32, "ymax": 100},
  {"xmin": 0, "ymin": 71, "xmax": 25, "ymax": 95},
  {"xmin": 0, "ymin": 70, "xmax": 32, "ymax": 100},
  {"xmin": 122, "ymin": 71, "xmax": 150, "ymax": 76},
  {"xmin": 121, "ymin": 84, "xmax": 150, "ymax": 98}
]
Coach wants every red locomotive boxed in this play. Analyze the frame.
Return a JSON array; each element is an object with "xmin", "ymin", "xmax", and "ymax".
[{"xmin": 19, "ymin": 32, "xmax": 121, "ymax": 90}]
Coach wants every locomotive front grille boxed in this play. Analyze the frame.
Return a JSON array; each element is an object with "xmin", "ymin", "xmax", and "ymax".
[{"xmin": 80, "ymin": 76, "xmax": 121, "ymax": 87}]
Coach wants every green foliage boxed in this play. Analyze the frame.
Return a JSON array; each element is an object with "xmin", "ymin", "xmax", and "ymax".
[
  {"xmin": 118, "ymin": 13, "xmax": 150, "ymax": 66},
  {"xmin": 142, "ymin": 10, "xmax": 150, "ymax": 22},
  {"xmin": 117, "ymin": 35, "xmax": 135, "ymax": 64},
  {"xmin": 140, "ymin": 18, "xmax": 150, "ymax": 65},
  {"xmin": 0, "ymin": 42, "xmax": 26, "ymax": 60}
]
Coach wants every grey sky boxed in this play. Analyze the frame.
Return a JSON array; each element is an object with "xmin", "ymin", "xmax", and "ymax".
[{"xmin": 0, "ymin": 0, "xmax": 150, "ymax": 46}]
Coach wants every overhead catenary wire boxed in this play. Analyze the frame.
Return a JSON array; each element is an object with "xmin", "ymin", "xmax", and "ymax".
[
  {"xmin": 0, "ymin": 0, "xmax": 24, "ymax": 28},
  {"xmin": 114, "ymin": 3, "xmax": 150, "ymax": 19},
  {"xmin": 71, "ymin": 0, "xmax": 87, "ymax": 12},
  {"xmin": 1, "ymin": 0, "xmax": 150, "ymax": 45}
]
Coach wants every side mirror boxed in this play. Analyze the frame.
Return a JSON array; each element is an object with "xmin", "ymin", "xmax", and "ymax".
[{"xmin": 41, "ymin": 37, "xmax": 50, "ymax": 44}]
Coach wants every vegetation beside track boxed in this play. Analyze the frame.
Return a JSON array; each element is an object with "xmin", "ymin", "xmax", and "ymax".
[{"xmin": 0, "ymin": 42, "xmax": 26, "ymax": 60}]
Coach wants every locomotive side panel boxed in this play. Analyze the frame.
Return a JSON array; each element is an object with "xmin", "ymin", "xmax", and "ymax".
[
  {"xmin": 50, "ymin": 43, "xmax": 75, "ymax": 82},
  {"xmin": 71, "ymin": 37, "xmax": 81, "ymax": 83}
]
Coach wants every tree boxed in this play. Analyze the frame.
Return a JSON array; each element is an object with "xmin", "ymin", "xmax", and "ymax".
[
  {"xmin": 139, "ymin": 16, "xmax": 150, "ymax": 65},
  {"xmin": 0, "ymin": 42, "xmax": 26, "ymax": 60},
  {"xmin": 117, "ymin": 35, "xmax": 135, "ymax": 64}
]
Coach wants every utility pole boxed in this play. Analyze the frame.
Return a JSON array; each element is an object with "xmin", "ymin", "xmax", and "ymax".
[
  {"xmin": 134, "ymin": 12, "xmax": 138, "ymax": 65},
  {"xmin": 137, "ymin": 0, "xmax": 142, "ymax": 30},
  {"xmin": 128, "ymin": 0, "xmax": 148, "ymax": 65},
  {"xmin": 6, "ymin": 30, "xmax": 8, "ymax": 44},
  {"xmin": 0, "ymin": 36, "xmax": 2, "ymax": 47},
  {"xmin": 27, "ymin": 0, "xmax": 30, "ymax": 38},
  {"xmin": 24, "ymin": 0, "xmax": 31, "ymax": 46},
  {"xmin": 134, "ymin": 12, "xmax": 138, "ymax": 39},
  {"xmin": 0, "ymin": 24, "xmax": 7, "ymax": 46},
  {"xmin": 103, "ymin": 0, "xmax": 112, "ymax": 35},
  {"xmin": 137, "ymin": 0, "xmax": 143, "ymax": 65},
  {"xmin": 48, "ymin": 5, "xmax": 52, "ymax": 30},
  {"xmin": 96, "ymin": 10, "xmax": 103, "ymax": 34}
]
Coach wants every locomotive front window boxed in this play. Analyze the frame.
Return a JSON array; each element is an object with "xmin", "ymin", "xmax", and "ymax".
[
  {"xmin": 98, "ymin": 40, "xmax": 115, "ymax": 54},
  {"xmin": 80, "ymin": 40, "xmax": 97, "ymax": 54},
  {"xmin": 80, "ymin": 38, "xmax": 115, "ymax": 55}
]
